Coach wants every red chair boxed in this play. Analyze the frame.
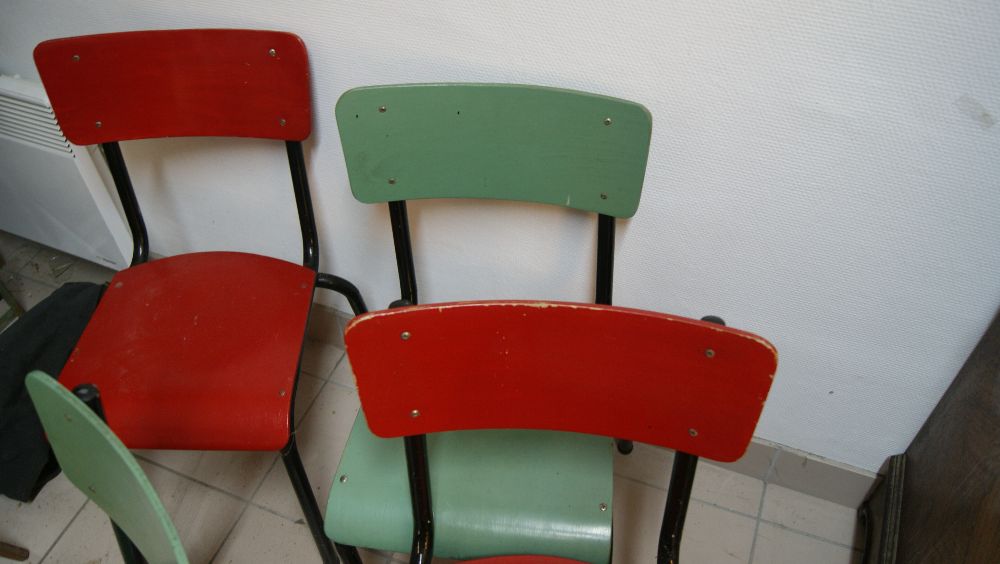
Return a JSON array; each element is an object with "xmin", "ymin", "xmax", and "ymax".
[
  {"xmin": 34, "ymin": 29, "xmax": 365, "ymax": 563},
  {"xmin": 337, "ymin": 300, "xmax": 777, "ymax": 563}
]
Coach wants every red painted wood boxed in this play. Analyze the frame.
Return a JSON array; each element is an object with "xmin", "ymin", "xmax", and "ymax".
[
  {"xmin": 58, "ymin": 252, "xmax": 315, "ymax": 451},
  {"xmin": 463, "ymin": 557, "xmax": 587, "ymax": 564},
  {"xmin": 345, "ymin": 301, "xmax": 777, "ymax": 462},
  {"xmin": 34, "ymin": 29, "xmax": 311, "ymax": 144}
]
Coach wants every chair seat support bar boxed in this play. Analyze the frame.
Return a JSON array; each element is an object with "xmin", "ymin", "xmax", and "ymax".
[
  {"xmin": 404, "ymin": 434, "xmax": 434, "ymax": 564},
  {"xmin": 101, "ymin": 143, "xmax": 149, "ymax": 267},
  {"xmin": 388, "ymin": 201, "xmax": 418, "ymax": 306}
]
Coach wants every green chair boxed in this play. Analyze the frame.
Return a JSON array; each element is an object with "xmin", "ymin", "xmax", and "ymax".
[
  {"xmin": 25, "ymin": 371, "xmax": 187, "ymax": 564},
  {"xmin": 325, "ymin": 83, "xmax": 658, "ymax": 561},
  {"xmin": 332, "ymin": 300, "xmax": 777, "ymax": 563}
]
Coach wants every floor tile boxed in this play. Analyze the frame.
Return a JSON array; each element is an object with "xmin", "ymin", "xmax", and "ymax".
[
  {"xmin": 252, "ymin": 384, "xmax": 361, "ymax": 520},
  {"xmin": 615, "ymin": 442, "xmax": 764, "ymax": 517},
  {"xmin": 329, "ymin": 356, "xmax": 357, "ymax": 389},
  {"xmin": 19, "ymin": 247, "xmax": 115, "ymax": 287},
  {"xmin": 0, "ymin": 473, "xmax": 87, "ymax": 563},
  {"xmin": 2, "ymin": 272, "xmax": 56, "ymax": 312},
  {"xmin": 131, "ymin": 373, "xmax": 324, "ymax": 500},
  {"xmin": 0, "ymin": 230, "xmax": 40, "ymax": 274},
  {"xmin": 212, "ymin": 506, "xmax": 323, "ymax": 563},
  {"xmin": 45, "ymin": 462, "xmax": 245, "ymax": 562},
  {"xmin": 752, "ymin": 522, "xmax": 860, "ymax": 564},
  {"xmin": 760, "ymin": 484, "xmax": 860, "ymax": 547},
  {"xmin": 300, "ymin": 340, "xmax": 346, "ymax": 380},
  {"xmin": 613, "ymin": 476, "xmax": 756, "ymax": 564}
]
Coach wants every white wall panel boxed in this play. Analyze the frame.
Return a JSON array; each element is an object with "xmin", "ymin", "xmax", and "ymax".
[{"xmin": 2, "ymin": 0, "xmax": 998, "ymax": 471}]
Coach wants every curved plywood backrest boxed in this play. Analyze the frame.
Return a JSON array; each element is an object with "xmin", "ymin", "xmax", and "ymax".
[
  {"xmin": 336, "ymin": 84, "xmax": 652, "ymax": 217},
  {"xmin": 34, "ymin": 29, "xmax": 311, "ymax": 144},
  {"xmin": 344, "ymin": 301, "xmax": 777, "ymax": 462},
  {"xmin": 25, "ymin": 371, "xmax": 188, "ymax": 564}
]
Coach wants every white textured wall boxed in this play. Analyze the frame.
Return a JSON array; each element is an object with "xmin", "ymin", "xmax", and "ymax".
[{"xmin": 2, "ymin": 0, "xmax": 998, "ymax": 472}]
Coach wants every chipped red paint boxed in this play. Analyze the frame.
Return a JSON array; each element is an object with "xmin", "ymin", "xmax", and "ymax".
[
  {"xmin": 345, "ymin": 301, "xmax": 777, "ymax": 463},
  {"xmin": 34, "ymin": 29, "xmax": 311, "ymax": 144}
]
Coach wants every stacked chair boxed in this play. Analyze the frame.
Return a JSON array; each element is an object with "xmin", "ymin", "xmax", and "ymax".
[
  {"xmin": 324, "ymin": 84, "xmax": 777, "ymax": 563},
  {"xmin": 33, "ymin": 29, "xmax": 365, "ymax": 563}
]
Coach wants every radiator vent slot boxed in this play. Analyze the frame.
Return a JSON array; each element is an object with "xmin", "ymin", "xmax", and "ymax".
[{"xmin": 0, "ymin": 89, "xmax": 71, "ymax": 153}]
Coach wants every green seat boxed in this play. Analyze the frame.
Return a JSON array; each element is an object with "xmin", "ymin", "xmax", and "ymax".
[
  {"xmin": 327, "ymin": 414, "xmax": 613, "ymax": 563},
  {"xmin": 327, "ymin": 83, "xmax": 653, "ymax": 562},
  {"xmin": 25, "ymin": 371, "xmax": 187, "ymax": 564}
]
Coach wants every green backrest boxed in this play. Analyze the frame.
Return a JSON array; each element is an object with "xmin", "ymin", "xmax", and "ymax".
[
  {"xmin": 25, "ymin": 371, "xmax": 187, "ymax": 564},
  {"xmin": 336, "ymin": 84, "xmax": 652, "ymax": 217}
]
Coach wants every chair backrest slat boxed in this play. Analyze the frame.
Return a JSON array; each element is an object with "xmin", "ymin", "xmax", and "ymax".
[
  {"xmin": 34, "ymin": 29, "xmax": 311, "ymax": 144},
  {"xmin": 25, "ymin": 371, "xmax": 187, "ymax": 563},
  {"xmin": 344, "ymin": 301, "xmax": 777, "ymax": 462},
  {"xmin": 336, "ymin": 84, "xmax": 651, "ymax": 218}
]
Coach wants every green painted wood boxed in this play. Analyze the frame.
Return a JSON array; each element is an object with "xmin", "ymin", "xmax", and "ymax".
[
  {"xmin": 325, "ymin": 413, "xmax": 613, "ymax": 564},
  {"xmin": 25, "ymin": 371, "xmax": 187, "ymax": 564},
  {"xmin": 336, "ymin": 84, "xmax": 652, "ymax": 218}
]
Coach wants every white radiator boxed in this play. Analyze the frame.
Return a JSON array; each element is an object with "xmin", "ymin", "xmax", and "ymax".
[{"xmin": 0, "ymin": 74, "xmax": 130, "ymax": 270}]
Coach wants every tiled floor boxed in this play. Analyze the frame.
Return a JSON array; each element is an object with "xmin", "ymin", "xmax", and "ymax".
[{"xmin": 1, "ymin": 231, "xmax": 863, "ymax": 563}]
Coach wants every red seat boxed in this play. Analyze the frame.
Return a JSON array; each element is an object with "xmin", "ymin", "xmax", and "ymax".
[{"xmin": 59, "ymin": 252, "xmax": 314, "ymax": 451}]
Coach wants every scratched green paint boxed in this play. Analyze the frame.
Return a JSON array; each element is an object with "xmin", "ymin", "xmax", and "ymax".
[{"xmin": 336, "ymin": 84, "xmax": 651, "ymax": 218}]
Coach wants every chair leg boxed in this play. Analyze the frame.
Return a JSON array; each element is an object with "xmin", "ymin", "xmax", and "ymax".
[{"xmin": 281, "ymin": 437, "xmax": 362, "ymax": 564}]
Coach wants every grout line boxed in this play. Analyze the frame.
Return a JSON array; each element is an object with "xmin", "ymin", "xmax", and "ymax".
[
  {"xmin": 133, "ymin": 455, "xmax": 262, "ymax": 505},
  {"xmin": 38, "ymin": 498, "xmax": 90, "ymax": 563},
  {"xmin": 614, "ymin": 474, "xmax": 760, "ymax": 521},
  {"xmin": 207, "ymin": 455, "xmax": 282, "ymax": 564},
  {"xmin": 756, "ymin": 518, "xmax": 861, "ymax": 551},
  {"xmin": 748, "ymin": 452, "xmax": 780, "ymax": 564}
]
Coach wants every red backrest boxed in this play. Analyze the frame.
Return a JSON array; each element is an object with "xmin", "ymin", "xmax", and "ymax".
[
  {"xmin": 345, "ymin": 301, "xmax": 778, "ymax": 462},
  {"xmin": 34, "ymin": 29, "xmax": 311, "ymax": 144}
]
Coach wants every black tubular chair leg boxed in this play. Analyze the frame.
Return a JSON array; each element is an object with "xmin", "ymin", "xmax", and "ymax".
[
  {"xmin": 404, "ymin": 434, "xmax": 434, "ymax": 564},
  {"xmin": 316, "ymin": 272, "xmax": 369, "ymax": 316},
  {"xmin": 657, "ymin": 452, "xmax": 699, "ymax": 564},
  {"xmin": 281, "ymin": 437, "xmax": 358, "ymax": 564},
  {"xmin": 73, "ymin": 384, "xmax": 148, "ymax": 564}
]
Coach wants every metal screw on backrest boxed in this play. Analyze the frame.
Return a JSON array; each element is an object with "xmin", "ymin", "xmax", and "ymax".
[
  {"xmin": 378, "ymin": 105, "xmax": 387, "ymax": 113},
  {"xmin": 400, "ymin": 330, "xmax": 410, "ymax": 340},
  {"xmin": 339, "ymin": 475, "xmax": 348, "ymax": 483},
  {"xmin": 279, "ymin": 118, "xmax": 287, "ymax": 127},
  {"xmin": 600, "ymin": 193, "xmax": 608, "ymax": 200},
  {"xmin": 388, "ymin": 178, "xmax": 397, "ymax": 185},
  {"xmin": 268, "ymin": 48, "xmax": 276, "ymax": 57},
  {"xmin": 603, "ymin": 117, "xmax": 612, "ymax": 126},
  {"xmin": 689, "ymin": 428, "xmax": 698, "ymax": 437},
  {"xmin": 95, "ymin": 121, "xmax": 102, "ymax": 128},
  {"xmin": 72, "ymin": 54, "xmax": 80, "ymax": 62},
  {"xmin": 410, "ymin": 409, "xmax": 420, "ymax": 418},
  {"xmin": 599, "ymin": 503, "xmax": 608, "ymax": 512}
]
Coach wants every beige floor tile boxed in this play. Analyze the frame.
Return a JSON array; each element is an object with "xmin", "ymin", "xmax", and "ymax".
[
  {"xmin": 2, "ymin": 272, "xmax": 56, "ymax": 312},
  {"xmin": 615, "ymin": 442, "xmax": 764, "ymax": 517},
  {"xmin": 252, "ymin": 383, "xmax": 361, "ymax": 520},
  {"xmin": 613, "ymin": 477, "xmax": 756, "ymax": 564},
  {"xmin": 752, "ymin": 522, "xmax": 859, "ymax": 564},
  {"xmin": 45, "ymin": 462, "xmax": 245, "ymax": 562},
  {"xmin": 0, "ymin": 473, "xmax": 87, "ymax": 563},
  {"xmin": 0, "ymin": 230, "xmax": 40, "ymax": 274},
  {"xmin": 329, "ymin": 356, "xmax": 357, "ymax": 389},
  {"xmin": 135, "ymin": 449, "xmax": 277, "ymax": 501},
  {"xmin": 131, "ymin": 373, "xmax": 325, "ymax": 499},
  {"xmin": 760, "ymin": 484, "xmax": 860, "ymax": 547},
  {"xmin": 42, "ymin": 500, "xmax": 125, "ymax": 564},
  {"xmin": 212, "ymin": 505, "xmax": 323, "ymax": 563},
  {"xmin": 19, "ymin": 247, "xmax": 115, "ymax": 287},
  {"xmin": 300, "ymin": 340, "xmax": 346, "ymax": 380}
]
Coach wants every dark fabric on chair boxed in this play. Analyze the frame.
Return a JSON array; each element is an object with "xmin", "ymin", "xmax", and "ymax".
[{"xmin": 0, "ymin": 282, "xmax": 104, "ymax": 501}]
